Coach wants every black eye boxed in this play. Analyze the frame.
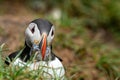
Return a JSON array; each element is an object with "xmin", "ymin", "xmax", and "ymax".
[
  {"xmin": 51, "ymin": 30, "xmax": 54, "ymax": 36},
  {"xmin": 31, "ymin": 26, "xmax": 35, "ymax": 33}
]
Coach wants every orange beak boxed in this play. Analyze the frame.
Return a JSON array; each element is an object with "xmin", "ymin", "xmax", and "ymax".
[{"xmin": 41, "ymin": 34, "xmax": 47, "ymax": 60}]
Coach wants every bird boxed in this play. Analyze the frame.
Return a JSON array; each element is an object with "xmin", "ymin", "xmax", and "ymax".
[{"xmin": 5, "ymin": 18, "xmax": 65, "ymax": 79}]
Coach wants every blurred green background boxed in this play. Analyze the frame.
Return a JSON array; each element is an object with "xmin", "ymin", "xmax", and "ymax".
[{"xmin": 0, "ymin": 0, "xmax": 120, "ymax": 80}]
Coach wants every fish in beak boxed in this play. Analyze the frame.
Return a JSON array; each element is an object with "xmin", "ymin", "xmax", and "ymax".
[{"xmin": 32, "ymin": 33, "xmax": 47, "ymax": 60}]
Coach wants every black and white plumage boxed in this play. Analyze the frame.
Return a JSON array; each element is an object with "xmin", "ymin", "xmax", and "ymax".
[{"xmin": 5, "ymin": 19, "xmax": 65, "ymax": 79}]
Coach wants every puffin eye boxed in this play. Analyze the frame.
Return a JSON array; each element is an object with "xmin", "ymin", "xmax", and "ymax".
[
  {"xmin": 51, "ymin": 30, "xmax": 54, "ymax": 36},
  {"xmin": 31, "ymin": 26, "xmax": 35, "ymax": 33}
]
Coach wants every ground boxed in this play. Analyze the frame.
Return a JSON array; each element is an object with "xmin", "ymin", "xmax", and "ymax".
[{"xmin": 0, "ymin": 3, "xmax": 117, "ymax": 80}]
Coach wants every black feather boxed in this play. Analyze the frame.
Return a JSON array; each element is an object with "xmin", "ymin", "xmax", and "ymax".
[{"xmin": 5, "ymin": 51, "xmax": 19, "ymax": 65}]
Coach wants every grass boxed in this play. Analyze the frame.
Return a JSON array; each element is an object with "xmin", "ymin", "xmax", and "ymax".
[
  {"xmin": 0, "ymin": 0, "xmax": 120, "ymax": 79},
  {"xmin": 0, "ymin": 15, "xmax": 120, "ymax": 80},
  {"xmin": 45, "ymin": 12, "xmax": 120, "ymax": 79},
  {"xmin": 97, "ymin": 48, "xmax": 120, "ymax": 80},
  {"xmin": 40, "ymin": 17, "xmax": 120, "ymax": 80},
  {"xmin": 0, "ymin": 44, "xmax": 67, "ymax": 80}
]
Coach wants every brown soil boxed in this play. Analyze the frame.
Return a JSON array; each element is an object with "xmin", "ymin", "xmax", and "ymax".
[{"xmin": 0, "ymin": 4, "xmax": 108, "ymax": 80}]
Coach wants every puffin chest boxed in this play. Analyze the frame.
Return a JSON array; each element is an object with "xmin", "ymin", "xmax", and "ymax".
[{"xmin": 13, "ymin": 57, "xmax": 65, "ymax": 79}]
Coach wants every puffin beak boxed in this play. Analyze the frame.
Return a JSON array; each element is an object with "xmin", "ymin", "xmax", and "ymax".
[{"xmin": 40, "ymin": 34, "xmax": 47, "ymax": 60}]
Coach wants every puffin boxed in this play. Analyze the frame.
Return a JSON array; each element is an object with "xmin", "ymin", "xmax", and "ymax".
[{"xmin": 5, "ymin": 18, "xmax": 65, "ymax": 79}]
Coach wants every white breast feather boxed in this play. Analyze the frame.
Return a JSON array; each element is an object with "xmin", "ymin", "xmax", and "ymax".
[{"xmin": 13, "ymin": 58, "xmax": 65, "ymax": 79}]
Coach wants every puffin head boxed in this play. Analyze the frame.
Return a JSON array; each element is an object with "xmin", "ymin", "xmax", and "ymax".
[{"xmin": 25, "ymin": 18, "xmax": 55, "ymax": 60}]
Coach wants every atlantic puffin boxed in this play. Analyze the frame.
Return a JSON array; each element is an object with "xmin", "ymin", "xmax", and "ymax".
[{"xmin": 5, "ymin": 18, "xmax": 65, "ymax": 79}]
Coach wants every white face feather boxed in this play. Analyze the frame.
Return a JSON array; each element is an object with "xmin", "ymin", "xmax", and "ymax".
[
  {"xmin": 25, "ymin": 23, "xmax": 55, "ymax": 47},
  {"xmin": 47, "ymin": 25, "xmax": 55, "ymax": 45},
  {"xmin": 25, "ymin": 23, "xmax": 41, "ymax": 47}
]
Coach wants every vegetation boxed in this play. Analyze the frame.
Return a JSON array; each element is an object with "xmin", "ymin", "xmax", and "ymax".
[
  {"xmin": 0, "ymin": 44, "xmax": 67, "ymax": 80},
  {"xmin": 0, "ymin": 0, "xmax": 120, "ymax": 80}
]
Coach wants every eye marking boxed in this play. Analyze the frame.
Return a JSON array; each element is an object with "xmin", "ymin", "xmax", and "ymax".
[
  {"xmin": 51, "ymin": 30, "xmax": 54, "ymax": 36},
  {"xmin": 31, "ymin": 26, "xmax": 35, "ymax": 33}
]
